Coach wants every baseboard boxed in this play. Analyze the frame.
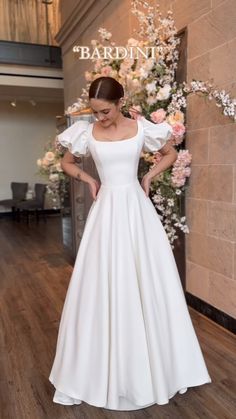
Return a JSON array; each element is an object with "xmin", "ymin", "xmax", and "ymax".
[{"xmin": 185, "ymin": 292, "xmax": 236, "ymax": 334}]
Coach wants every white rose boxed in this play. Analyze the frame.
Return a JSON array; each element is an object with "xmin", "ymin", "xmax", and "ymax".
[
  {"xmin": 145, "ymin": 81, "xmax": 157, "ymax": 94},
  {"xmin": 37, "ymin": 158, "xmax": 42, "ymax": 167},
  {"xmin": 156, "ymin": 84, "xmax": 171, "ymax": 100}
]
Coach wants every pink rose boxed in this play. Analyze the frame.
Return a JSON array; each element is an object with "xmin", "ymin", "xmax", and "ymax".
[
  {"xmin": 150, "ymin": 109, "xmax": 166, "ymax": 124},
  {"xmin": 101, "ymin": 66, "xmax": 112, "ymax": 76},
  {"xmin": 172, "ymin": 122, "xmax": 186, "ymax": 138}
]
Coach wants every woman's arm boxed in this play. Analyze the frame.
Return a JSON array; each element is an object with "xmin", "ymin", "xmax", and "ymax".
[
  {"xmin": 61, "ymin": 151, "xmax": 100, "ymax": 200},
  {"xmin": 141, "ymin": 141, "xmax": 178, "ymax": 196}
]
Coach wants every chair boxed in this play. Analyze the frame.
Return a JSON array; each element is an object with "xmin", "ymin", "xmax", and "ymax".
[
  {"xmin": 16, "ymin": 183, "xmax": 47, "ymax": 223},
  {"xmin": 0, "ymin": 182, "xmax": 28, "ymax": 217}
]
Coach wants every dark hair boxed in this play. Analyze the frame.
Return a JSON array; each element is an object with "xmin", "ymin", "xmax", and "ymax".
[{"xmin": 89, "ymin": 76, "xmax": 124, "ymax": 104}]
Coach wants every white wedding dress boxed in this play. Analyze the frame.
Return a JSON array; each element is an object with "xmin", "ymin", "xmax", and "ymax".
[{"xmin": 49, "ymin": 117, "xmax": 211, "ymax": 411}]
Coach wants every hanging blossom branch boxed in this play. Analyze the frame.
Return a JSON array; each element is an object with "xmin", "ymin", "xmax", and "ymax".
[
  {"xmin": 167, "ymin": 80, "xmax": 236, "ymax": 119},
  {"xmin": 62, "ymin": 0, "xmax": 236, "ymax": 248}
]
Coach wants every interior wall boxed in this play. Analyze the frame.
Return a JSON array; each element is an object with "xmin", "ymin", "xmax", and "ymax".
[
  {"xmin": 156, "ymin": 0, "xmax": 236, "ymax": 320},
  {"xmin": 0, "ymin": 101, "xmax": 64, "ymax": 210}
]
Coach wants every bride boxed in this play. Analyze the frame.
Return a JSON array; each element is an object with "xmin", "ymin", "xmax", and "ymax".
[{"xmin": 49, "ymin": 76, "xmax": 211, "ymax": 411}]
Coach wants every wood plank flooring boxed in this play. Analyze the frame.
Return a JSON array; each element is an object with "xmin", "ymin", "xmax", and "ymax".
[{"xmin": 0, "ymin": 217, "xmax": 235, "ymax": 419}]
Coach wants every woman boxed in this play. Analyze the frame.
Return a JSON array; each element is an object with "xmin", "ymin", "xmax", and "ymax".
[{"xmin": 49, "ymin": 76, "xmax": 211, "ymax": 411}]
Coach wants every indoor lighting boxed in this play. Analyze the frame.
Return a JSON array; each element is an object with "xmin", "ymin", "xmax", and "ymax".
[{"xmin": 10, "ymin": 100, "xmax": 16, "ymax": 107}]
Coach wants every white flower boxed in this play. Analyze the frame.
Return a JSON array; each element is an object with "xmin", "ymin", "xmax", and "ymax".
[
  {"xmin": 167, "ymin": 198, "xmax": 174, "ymax": 207},
  {"xmin": 145, "ymin": 81, "xmax": 157, "ymax": 94},
  {"xmin": 138, "ymin": 67, "xmax": 149, "ymax": 79},
  {"xmin": 156, "ymin": 84, "xmax": 171, "ymax": 100},
  {"xmin": 98, "ymin": 27, "xmax": 112, "ymax": 40},
  {"xmin": 37, "ymin": 158, "xmax": 42, "ymax": 167},
  {"xmin": 181, "ymin": 225, "xmax": 189, "ymax": 233},
  {"xmin": 49, "ymin": 173, "xmax": 59, "ymax": 182},
  {"xmin": 127, "ymin": 38, "xmax": 140, "ymax": 46}
]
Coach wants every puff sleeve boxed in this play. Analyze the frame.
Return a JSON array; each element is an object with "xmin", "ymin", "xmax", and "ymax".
[
  {"xmin": 141, "ymin": 117, "xmax": 173, "ymax": 153},
  {"xmin": 57, "ymin": 120, "xmax": 90, "ymax": 157}
]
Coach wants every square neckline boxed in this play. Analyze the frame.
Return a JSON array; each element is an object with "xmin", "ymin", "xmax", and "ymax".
[{"xmin": 90, "ymin": 120, "xmax": 140, "ymax": 143}]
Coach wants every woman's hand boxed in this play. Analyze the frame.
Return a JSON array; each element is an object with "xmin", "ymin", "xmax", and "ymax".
[
  {"xmin": 87, "ymin": 178, "xmax": 101, "ymax": 201},
  {"xmin": 141, "ymin": 174, "xmax": 152, "ymax": 197}
]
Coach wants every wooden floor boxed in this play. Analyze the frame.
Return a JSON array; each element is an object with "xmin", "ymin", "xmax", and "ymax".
[{"xmin": 0, "ymin": 216, "xmax": 235, "ymax": 419}]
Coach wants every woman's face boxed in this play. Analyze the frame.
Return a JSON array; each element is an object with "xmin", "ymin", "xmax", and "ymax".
[{"xmin": 89, "ymin": 98, "xmax": 121, "ymax": 127}]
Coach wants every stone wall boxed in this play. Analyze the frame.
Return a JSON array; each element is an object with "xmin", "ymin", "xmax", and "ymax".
[{"xmin": 58, "ymin": 0, "xmax": 236, "ymax": 318}]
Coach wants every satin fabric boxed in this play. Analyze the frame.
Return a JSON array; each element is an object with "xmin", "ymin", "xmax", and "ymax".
[{"xmin": 49, "ymin": 118, "xmax": 211, "ymax": 410}]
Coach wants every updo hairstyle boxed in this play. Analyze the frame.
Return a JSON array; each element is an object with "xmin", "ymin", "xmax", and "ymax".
[{"xmin": 88, "ymin": 76, "xmax": 124, "ymax": 104}]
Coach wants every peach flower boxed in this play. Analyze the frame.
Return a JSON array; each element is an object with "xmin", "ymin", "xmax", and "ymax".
[
  {"xmin": 167, "ymin": 110, "xmax": 184, "ymax": 125},
  {"xmin": 150, "ymin": 109, "xmax": 166, "ymax": 124},
  {"xmin": 42, "ymin": 158, "xmax": 50, "ymax": 167},
  {"xmin": 45, "ymin": 151, "xmax": 55, "ymax": 162}
]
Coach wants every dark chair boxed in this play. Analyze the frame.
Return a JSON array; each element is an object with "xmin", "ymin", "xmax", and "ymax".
[
  {"xmin": 16, "ymin": 183, "xmax": 47, "ymax": 223},
  {"xmin": 0, "ymin": 182, "xmax": 28, "ymax": 217}
]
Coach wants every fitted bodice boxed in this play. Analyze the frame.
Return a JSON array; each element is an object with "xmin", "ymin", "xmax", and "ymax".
[
  {"xmin": 57, "ymin": 116, "xmax": 173, "ymax": 187},
  {"xmin": 87, "ymin": 121, "xmax": 143, "ymax": 187}
]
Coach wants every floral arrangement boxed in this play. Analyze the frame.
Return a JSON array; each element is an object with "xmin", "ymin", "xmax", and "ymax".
[
  {"xmin": 64, "ymin": 0, "xmax": 236, "ymax": 247},
  {"xmin": 37, "ymin": 139, "xmax": 69, "ymax": 208}
]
